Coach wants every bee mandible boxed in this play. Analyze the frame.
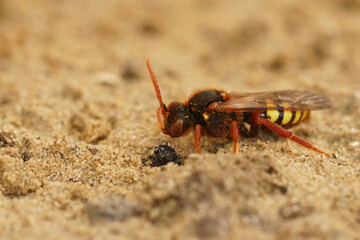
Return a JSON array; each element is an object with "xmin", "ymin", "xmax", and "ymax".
[{"xmin": 146, "ymin": 59, "xmax": 332, "ymax": 157}]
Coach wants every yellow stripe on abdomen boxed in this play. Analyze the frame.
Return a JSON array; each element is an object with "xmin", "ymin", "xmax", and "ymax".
[
  {"xmin": 300, "ymin": 111, "xmax": 309, "ymax": 121},
  {"xmin": 267, "ymin": 110, "xmax": 279, "ymax": 123},
  {"xmin": 266, "ymin": 100, "xmax": 279, "ymax": 123},
  {"xmin": 281, "ymin": 110, "xmax": 292, "ymax": 125},
  {"xmin": 292, "ymin": 111, "xmax": 302, "ymax": 124}
]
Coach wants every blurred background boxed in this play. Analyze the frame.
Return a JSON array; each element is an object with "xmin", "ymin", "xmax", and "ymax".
[{"xmin": 1, "ymin": 0, "xmax": 359, "ymax": 88}]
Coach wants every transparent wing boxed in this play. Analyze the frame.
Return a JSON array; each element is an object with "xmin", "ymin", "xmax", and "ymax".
[{"xmin": 217, "ymin": 90, "xmax": 332, "ymax": 112}]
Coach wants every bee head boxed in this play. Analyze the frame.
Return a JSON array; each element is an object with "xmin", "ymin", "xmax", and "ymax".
[{"xmin": 158, "ymin": 101, "xmax": 191, "ymax": 137}]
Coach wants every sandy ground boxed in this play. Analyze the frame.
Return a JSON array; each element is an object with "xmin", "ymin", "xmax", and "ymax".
[{"xmin": 0, "ymin": 0, "xmax": 360, "ymax": 239}]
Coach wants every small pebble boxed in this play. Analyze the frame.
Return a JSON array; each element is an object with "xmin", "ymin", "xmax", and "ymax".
[{"xmin": 142, "ymin": 144, "xmax": 183, "ymax": 167}]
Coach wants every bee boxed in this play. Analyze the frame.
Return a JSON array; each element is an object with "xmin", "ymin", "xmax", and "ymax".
[{"xmin": 146, "ymin": 59, "xmax": 332, "ymax": 157}]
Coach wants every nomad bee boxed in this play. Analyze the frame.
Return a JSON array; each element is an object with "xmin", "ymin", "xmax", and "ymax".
[{"xmin": 146, "ymin": 59, "xmax": 332, "ymax": 157}]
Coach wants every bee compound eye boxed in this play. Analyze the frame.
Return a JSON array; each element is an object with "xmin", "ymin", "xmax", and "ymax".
[{"xmin": 170, "ymin": 119, "xmax": 184, "ymax": 137}]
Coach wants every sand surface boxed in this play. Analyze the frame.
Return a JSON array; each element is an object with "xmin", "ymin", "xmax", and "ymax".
[{"xmin": 0, "ymin": 0, "xmax": 360, "ymax": 239}]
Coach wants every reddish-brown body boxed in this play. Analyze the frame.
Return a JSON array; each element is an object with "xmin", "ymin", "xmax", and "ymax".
[{"xmin": 146, "ymin": 59, "xmax": 332, "ymax": 157}]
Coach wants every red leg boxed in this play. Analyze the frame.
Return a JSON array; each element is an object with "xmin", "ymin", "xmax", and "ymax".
[
  {"xmin": 256, "ymin": 117, "xmax": 330, "ymax": 157},
  {"xmin": 231, "ymin": 120, "xmax": 240, "ymax": 154},
  {"xmin": 194, "ymin": 124, "xmax": 204, "ymax": 154}
]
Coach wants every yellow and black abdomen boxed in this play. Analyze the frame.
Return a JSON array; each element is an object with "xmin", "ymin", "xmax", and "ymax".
[
  {"xmin": 263, "ymin": 109, "xmax": 309, "ymax": 128},
  {"xmin": 261, "ymin": 100, "xmax": 310, "ymax": 128}
]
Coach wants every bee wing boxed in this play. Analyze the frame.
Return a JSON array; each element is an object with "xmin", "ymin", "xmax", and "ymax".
[{"xmin": 217, "ymin": 90, "xmax": 332, "ymax": 112}]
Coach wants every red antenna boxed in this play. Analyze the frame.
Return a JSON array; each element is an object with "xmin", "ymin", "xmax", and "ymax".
[{"xmin": 146, "ymin": 59, "xmax": 166, "ymax": 117}]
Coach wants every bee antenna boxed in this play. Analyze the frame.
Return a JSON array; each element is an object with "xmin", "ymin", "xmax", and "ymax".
[{"xmin": 146, "ymin": 59, "xmax": 166, "ymax": 116}]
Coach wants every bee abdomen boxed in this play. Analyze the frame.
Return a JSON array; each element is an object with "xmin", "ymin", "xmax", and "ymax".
[
  {"xmin": 263, "ymin": 110, "xmax": 309, "ymax": 127},
  {"xmin": 261, "ymin": 99, "xmax": 310, "ymax": 127}
]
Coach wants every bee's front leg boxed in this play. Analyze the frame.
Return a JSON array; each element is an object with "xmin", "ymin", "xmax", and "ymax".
[{"xmin": 194, "ymin": 124, "xmax": 204, "ymax": 154}]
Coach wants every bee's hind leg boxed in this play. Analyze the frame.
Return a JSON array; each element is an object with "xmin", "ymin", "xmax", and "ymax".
[{"xmin": 255, "ymin": 117, "xmax": 330, "ymax": 157}]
